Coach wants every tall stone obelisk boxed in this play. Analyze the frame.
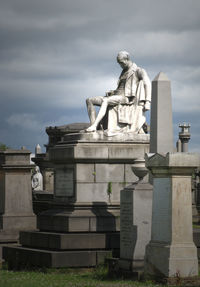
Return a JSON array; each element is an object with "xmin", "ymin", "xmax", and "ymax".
[{"xmin": 150, "ymin": 72, "xmax": 174, "ymax": 153}]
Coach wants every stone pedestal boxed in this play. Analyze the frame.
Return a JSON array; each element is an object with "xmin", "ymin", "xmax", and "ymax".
[
  {"xmin": 38, "ymin": 132, "xmax": 150, "ymax": 232},
  {"xmin": 119, "ymin": 181, "xmax": 153, "ymax": 271},
  {"xmin": 144, "ymin": 153, "xmax": 199, "ymax": 279},
  {"xmin": 3, "ymin": 132, "xmax": 150, "ymax": 269},
  {"xmin": 0, "ymin": 150, "xmax": 36, "ymax": 242}
]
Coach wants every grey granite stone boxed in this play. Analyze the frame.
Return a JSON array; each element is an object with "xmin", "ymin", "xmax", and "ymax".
[{"xmin": 150, "ymin": 72, "xmax": 174, "ymax": 153}]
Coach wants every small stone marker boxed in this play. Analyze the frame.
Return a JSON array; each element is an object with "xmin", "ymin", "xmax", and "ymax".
[
  {"xmin": 35, "ymin": 144, "xmax": 42, "ymax": 155},
  {"xmin": 144, "ymin": 152, "xmax": 199, "ymax": 279},
  {"xmin": 150, "ymin": 72, "xmax": 173, "ymax": 153}
]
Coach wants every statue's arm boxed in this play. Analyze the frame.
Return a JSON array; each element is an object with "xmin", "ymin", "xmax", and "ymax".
[{"xmin": 137, "ymin": 68, "xmax": 151, "ymax": 110}]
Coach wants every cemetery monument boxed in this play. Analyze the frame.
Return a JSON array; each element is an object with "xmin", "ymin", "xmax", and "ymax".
[{"xmin": 3, "ymin": 51, "xmax": 152, "ymax": 269}]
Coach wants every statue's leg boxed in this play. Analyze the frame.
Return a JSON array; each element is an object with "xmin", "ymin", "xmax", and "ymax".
[
  {"xmin": 86, "ymin": 97, "xmax": 108, "ymax": 131},
  {"xmin": 86, "ymin": 96, "xmax": 127, "ymax": 132},
  {"xmin": 86, "ymin": 96, "xmax": 103, "ymax": 124}
]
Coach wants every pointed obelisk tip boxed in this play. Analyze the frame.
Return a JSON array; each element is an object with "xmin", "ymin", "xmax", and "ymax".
[{"xmin": 153, "ymin": 71, "xmax": 170, "ymax": 81}]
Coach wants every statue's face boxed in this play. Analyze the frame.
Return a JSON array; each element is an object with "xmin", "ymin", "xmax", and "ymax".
[
  {"xmin": 35, "ymin": 166, "xmax": 39, "ymax": 173},
  {"xmin": 117, "ymin": 57, "xmax": 129, "ymax": 69}
]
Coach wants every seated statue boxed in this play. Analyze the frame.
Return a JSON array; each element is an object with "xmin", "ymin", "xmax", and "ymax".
[
  {"xmin": 86, "ymin": 51, "xmax": 151, "ymax": 134},
  {"xmin": 32, "ymin": 166, "xmax": 43, "ymax": 191}
]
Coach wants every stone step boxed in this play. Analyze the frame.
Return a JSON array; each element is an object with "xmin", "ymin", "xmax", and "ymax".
[
  {"xmin": 37, "ymin": 209, "xmax": 120, "ymax": 232},
  {"xmin": 3, "ymin": 245, "xmax": 112, "ymax": 269},
  {"xmin": 19, "ymin": 231, "xmax": 120, "ymax": 250}
]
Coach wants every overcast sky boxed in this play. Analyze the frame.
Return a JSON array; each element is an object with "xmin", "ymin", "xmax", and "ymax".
[{"xmin": 0, "ymin": 0, "xmax": 200, "ymax": 153}]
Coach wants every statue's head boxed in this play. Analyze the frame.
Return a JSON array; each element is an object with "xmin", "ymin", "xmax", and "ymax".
[
  {"xmin": 35, "ymin": 166, "xmax": 40, "ymax": 173},
  {"xmin": 117, "ymin": 51, "xmax": 131, "ymax": 69}
]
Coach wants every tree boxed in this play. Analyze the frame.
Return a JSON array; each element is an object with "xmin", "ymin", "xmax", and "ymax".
[{"xmin": 0, "ymin": 142, "xmax": 10, "ymax": 151}]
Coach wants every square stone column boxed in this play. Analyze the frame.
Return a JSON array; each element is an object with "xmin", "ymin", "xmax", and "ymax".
[
  {"xmin": 144, "ymin": 153, "xmax": 199, "ymax": 279},
  {"xmin": 0, "ymin": 150, "xmax": 36, "ymax": 242}
]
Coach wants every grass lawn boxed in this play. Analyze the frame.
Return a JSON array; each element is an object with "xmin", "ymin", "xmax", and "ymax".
[
  {"xmin": 0, "ymin": 266, "xmax": 164, "ymax": 287},
  {"xmin": 1, "ymin": 265, "xmax": 200, "ymax": 287}
]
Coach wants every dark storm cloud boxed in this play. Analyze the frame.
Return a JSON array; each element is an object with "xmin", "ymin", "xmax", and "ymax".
[{"xmin": 0, "ymin": 0, "xmax": 200, "ymax": 151}]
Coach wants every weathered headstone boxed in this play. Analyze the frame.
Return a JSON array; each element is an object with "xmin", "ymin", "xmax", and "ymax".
[
  {"xmin": 119, "ymin": 159, "xmax": 153, "ymax": 272},
  {"xmin": 150, "ymin": 72, "xmax": 173, "ymax": 153},
  {"xmin": 144, "ymin": 153, "xmax": 199, "ymax": 279}
]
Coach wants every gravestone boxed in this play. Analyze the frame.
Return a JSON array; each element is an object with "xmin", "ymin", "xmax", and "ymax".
[
  {"xmin": 118, "ymin": 159, "xmax": 153, "ymax": 273},
  {"xmin": 144, "ymin": 153, "xmax": 199, "ymax": 279}
]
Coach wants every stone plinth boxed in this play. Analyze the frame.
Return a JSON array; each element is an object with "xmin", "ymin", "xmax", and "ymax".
[
  {"xmin": 50, "ymin": 132, "xmax": 149, "ymax": 204},
  {"xmin": 0, "ymin": 150, "xmax": 36, "ymax": 242},
  {"xmin": 144, "ymin": 153, "xmax": 199, "ymax": 279},
  {"xmin": 119, "ymin": 181, "xmax": 153, "ymax": 271},
  {"xmin": 3, "ymin": 132, "xmax": 150, "ymax": 269},
  {"xmin": 37, "ymin": 132, "xmax": 150, "ymax": 233}
]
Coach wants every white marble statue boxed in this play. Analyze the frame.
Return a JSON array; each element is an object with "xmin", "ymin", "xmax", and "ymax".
[
  {"xmin": 86, "ymin": 51, "xmax": 151, "ymax": 134},
  {"xmin": 32, "ymin": 166, "xmax": 43, "ymax": 191}
]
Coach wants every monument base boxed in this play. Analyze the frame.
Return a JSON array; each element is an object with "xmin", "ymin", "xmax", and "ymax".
[
  {"xmin": 145, "ymin": 241, "xmax": 198, "ymax": 278},
  {"xmin": 3, "ymin": 131, "xmax": 150, "ymax": 269}
]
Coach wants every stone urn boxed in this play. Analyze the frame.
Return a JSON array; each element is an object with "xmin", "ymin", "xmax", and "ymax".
[{"xmin": 131, "ymin": 158, "xmax": 148, "ymax": 181}]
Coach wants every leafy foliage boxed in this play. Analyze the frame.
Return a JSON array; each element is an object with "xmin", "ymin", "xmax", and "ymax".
[{"xmin": 0, "ymin": 142, "xmax": 10, "ymax": 151}]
